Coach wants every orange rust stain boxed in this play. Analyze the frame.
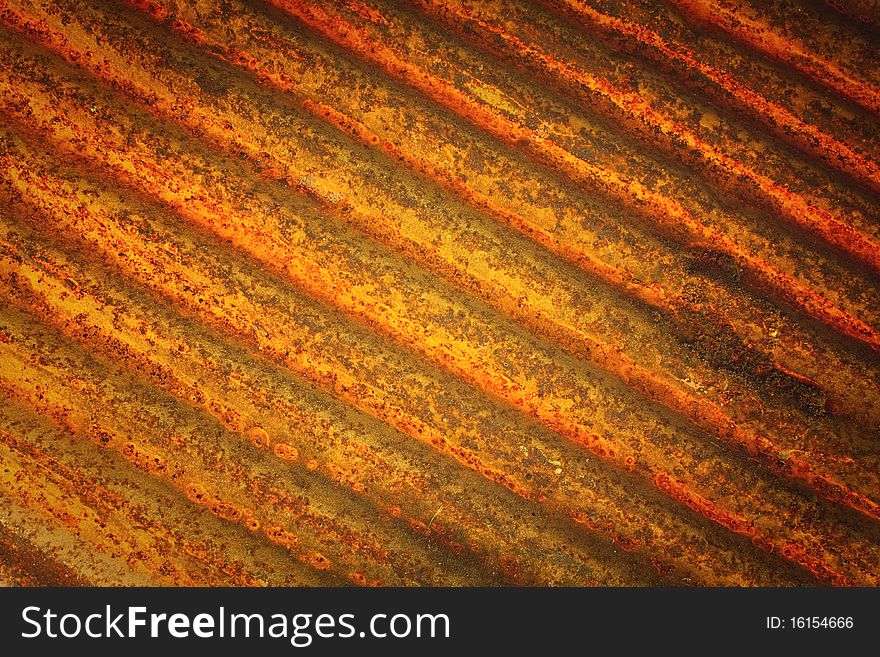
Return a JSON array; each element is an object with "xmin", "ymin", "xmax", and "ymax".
[
  {"xmin": 270, "ymin": 0, "xmax": 880, "ymax": 351},
  {"xmin": 0, "ymin": 0, "xmax": 877, "ymax": 587},
  {"xmin": 670, "ymin": 0, "xmax": 880, "ymax": 115}
]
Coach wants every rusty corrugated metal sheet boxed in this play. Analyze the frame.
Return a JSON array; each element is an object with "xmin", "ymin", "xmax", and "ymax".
[{"xmin": 0, "ymin": 0, "xmax": 878, "ymax": 586}]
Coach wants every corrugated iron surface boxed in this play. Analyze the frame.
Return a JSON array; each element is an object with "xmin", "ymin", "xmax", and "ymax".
[{"xmin": 0, "ymin": 0, "xmax": 878, "ymax": 586}]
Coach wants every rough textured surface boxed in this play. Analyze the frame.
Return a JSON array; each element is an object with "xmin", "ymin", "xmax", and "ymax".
[{"xmin": 0, "ymin": 0, "xmax": 877, "ymax": 586}]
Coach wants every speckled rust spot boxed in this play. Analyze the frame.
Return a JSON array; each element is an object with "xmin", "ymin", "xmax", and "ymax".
[
  {"xmin": 273, "ymin": 442, "xmax": 299, "ymax": 462},
  {"xmin": 307, "ymin": 552, "xmax": 332, "ymax": 571},
  {"xmin": 248, "ymin": 426, "xmax": 271, "ymax": 448}
]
